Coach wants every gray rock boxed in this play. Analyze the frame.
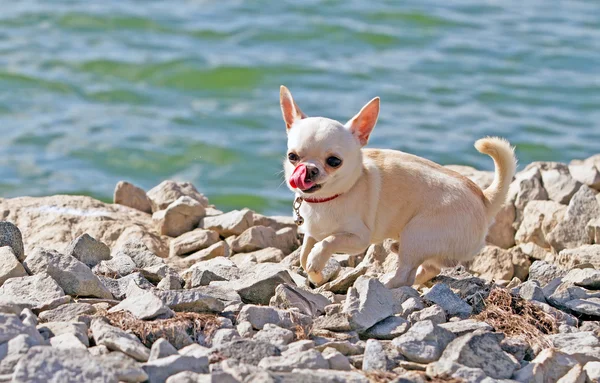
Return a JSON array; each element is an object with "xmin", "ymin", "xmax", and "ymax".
[
  {"xmin": 23, "ymin": 247, "xmax": 113, "ymax": 299},
  {"xmin": 188, "ymin": 269, "xmax": 227, "ymax": 287},
  {"xmin": 157, "ymin": 274, "xmax": 183, "ymax": 290},
  {"xmin": 557, "ymin": 364, "xmax": 586, "ymax": 383},
  {"xmin": 408, "ymin": 304, "xmax": 446, "ymax": 325},
  {"xmin": 438, "ymin": 320, "xmax": 493, "ymax": 337},
  {"xmin": 361, "ymin": 315, "xmax": 410, "ymax": 340},
  {"xmin": 584, "ymin": 361, "xmax": 600, "ymax": 383},
  {"xmin": 258, "ymin": 349, "xmax": 328, "ymax": 372},
  {"xmin": 254, "ymin": 324, "xmax": 294, "ymax": 346},
  {"xmin": 0, "ymin": 313, "xmax": 46, "ymax": 344},
  {"xmin": 500, "ymin": 337, "xmax": 532, "ymax": 362},
  {"xmin": 529, "ymin": 260, "xmax": 567, "ymax": 285},
  {"xmin": 91, "ymin": 318, "xmax": 150, "ymax": 362},
  {"xmin": 148, "ymin": 338, "xmax": 177, "ymax": 362},
  {"xmin": 169, "ymin": 229, "xmax": 220, "ymax": 257},
  {"xmin": 0, "ymin": 273, "xmax": 70, "ymax": 312},
  {"xmin": 548, "ymin": 185, "xmax": 600, "ymax": 252},
  {"xmin": 227, "ymin": 263, "xmax": 296, "ymax": 305},
  {"xmin": 320, "ymin": 264, "xmax": 369, "ymax": 294},
  {"xmin": 0, "ymin": 221, "xmax": 24, "ymax": 261},
  {"xmin": 212, "ymin": 339, "xmax": 281, "ymax": 366},
  {"xmin": 237, "ymin": 304, "xmax": 310, "ymax": 331},
  {"xmin": 211, "ymin": 328, "xmax": 241, "ymax": 347},
  {"xmin": 147, "ymin": 180, "xmax": 208, "ymax": 212},
  {"xmin": 116, "ymin": 241, "xmax": 165, "ymax": 269},
  {"xmin": 531, "ymin": 301, "xmax": 579, "ymax": 327},
  {"xmin": 113, "ymin": 180, "xmax": 152, "ymax": 213},
  {"xmin": 548, "ymin": 331, "xmax": 600, "ymax": 349},
  {"xmin": 563, "ymin": 268, "xmax": 600, "ymax": 289},
  {"xmin": 342, "ymin": 276, "xmax": 395, "ymax": 330},
  {"xmin": 0, "ymin": 334, "xmax": 44, "ymax": 375},
  {"xmin": 392, "ymin": 320, "xmax": 456, "ymax": 363},
  {"xmin": 438, "ymin": 331, "xmax": 518, "ymax": 379},
  {"xmin": 519, "ymin": 281, "xmax": 546, "ymax": 302},
  {"xmin": 426, "ymin": 359, "xmax": 492, "ymax": 383},
  {"xmin": 64, "ymin": 233, "xmax": 111, "ymax": 268},
  {"xmin": 0, "ymin": 246, "xmax": 27, "ymax": 286},
  {"xmin": 11, "ymin": 346, "xmax": 118, "ymax": 383},
  {"xmin": 423, "ymin": 284, "xmax": 472, "ymax": 318},
  {"xmin": 154, "ymin": 288, "xmax": 224, "ymax": 313},
  {"xmin": 99, "ymin": 272, "xmax": 154, "ymax": 300},
  {"xmin": 270, "ymin": 283, "xmax": 330, "ymax": 317},
  {"xmin": 566, "ymin": 298, "xmax": 600, "ymax": 317},
  {"xmin": 98, "ymin": 351, "xmax": 149, "ymax": 382},
  {"xmin": 389, "ymin": 286, "xmax": 421, "ymax": 312},
  {"xmin": 109, "ymin": 290, "xmax": 174, "ymax": 320},
  {"xmin": 230, "ymin": 226, "xmax": 278, "ymax": 253},
  {"xmin": 362, "ymin": 339, "xmax": 391, "ymax": 371},
  {"xmin": 513, "ymin": 348, "xmax": 578, "ymax": 383},
  {"xmin": 508, "ymin": 166, "xmax": 549, "ymax": 227},
  {"xmin": 94, "ymin": 255, "xmax": 137, "ymax": 278},
  {"xmin": 38, "ymin": 321, "xmax": 89, "ymax": 346},
  {"xmin": 200, "ymin": 209, "xmax": 254, "ymax": 237},
  {"xmin": 49, "ymin": 333, "xmax": 87, "ymax": 350},
  {"xmin": 19, "ymin": 308, "xmax": 37, "ymax": 327},
  {"xmin": 557, "ymin": 245, "xmax": 600, "ymax": 269},
  {"xmin": 311, "ymin": 313, "xmax": 353, "ymax": 332},
  {"xmin": 400, "ymin": 297, "xmax": 426, "ymax": 317},
  {"xmin": 143, "ymin": 354, "xmax": 209, "ymax": 383},
  {"xmin": 166, "ymin": 371, "xmax": 238, "ymax": 383},
  {"xmin": 322, "ymin": 347, "xmax": 352, "ymax": 371},
  {"xmin": 270, "ymin": 369, "xmax": 368, "ymax": 383}
]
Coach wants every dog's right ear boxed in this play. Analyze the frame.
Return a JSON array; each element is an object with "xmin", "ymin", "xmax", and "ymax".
[{"xmin": 280, "ymin": 85, "xmax": 307, "ymax": 131}]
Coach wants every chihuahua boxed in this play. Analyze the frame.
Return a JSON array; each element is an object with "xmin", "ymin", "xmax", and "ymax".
[{"xmin": 280, "ymin": 86, "xmax": 517, "ymax": 288}]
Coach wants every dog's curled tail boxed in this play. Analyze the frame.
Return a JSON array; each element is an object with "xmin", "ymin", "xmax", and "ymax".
[{"xmin": 475, "ymin": 137, "xmax": 517, "ymax": 220}]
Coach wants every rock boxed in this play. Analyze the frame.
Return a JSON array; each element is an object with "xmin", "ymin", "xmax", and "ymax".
[
  {"xmin": 109, "ymin": 290, "xmax": 174, "ymax": 320},
  {"xmin": 389, "ymin": 286, "xmax": 421, "ymax": 313},
  {"xmin": 94, "ymin": 255, "xmax": 137, "ymax": 277},
  {"xmin": 0, "ymin": 273, "xmax": 70, "ymax": 312},
  {"xmin": 588, "ymin": 218, "xmax": 600, "ymax": 244},
  {"xmin": 362, "ymin": 339, "xmax": 392, "ymax": 371},
  {"xmin": 211, "ymin": 328, "xmax": 240, "ymax": 347},
  {"xmin": 320, "ymin": 264, "xmax": 369, "ymax": 294},
  {"xmin": 259, "ymin": 349, "xmax": 328, "ymax": 372},
  {"xmin": 178, "ymin": 241, "xmax": 230, "ymax": 269},
  {"xmin": 548, "ymin": 332, "xmax": 600, "ymax": 349},
  {"xmin": 517, "ymin": 242, "xmax": 553, "ymax": 261},
  {"xmin": 322, "ymin": 347, "xmax": 352, "ymax": 371},
  {"xmin": 227, "ymin": 263, "xmax": 295, "ymax": 305},
  {"xmin": 169, "ymin": 229, "xmax": 220, "ymax": 258},
  {"xmin": 274, "ymin": 227, "xmax": 300, "ymax": 255},
  {"xmin": 38, "ymin": 303, "xmax": 95, "ymax": 323},
  {"xmin": 408, "ymin": 305, "xmax": 446, "ymax": 325},
  {"xmin": 99, "ymin": 272, "xmax": 154, "ymax": 300},
  {"xmin": 153, "ymin": 196, "xmax": 206, "ymax": 237},
  {"xmin": 540, "ymin": 163, "xmax": 581, "ymax": 204},
  {"xmin": 148, "ymin": 338, "xmax": 177, "ymax": 362},
  {"xmin": 147, "ymin": 180, "xmax": 208, "ymax": 212},
  {"xmin": 0, "ymin": 221, "xmax": 25, "ymax": 261},
  {"xmin": 165, "ymin": 371, "xmax": 237, "ymax": 383},
  {"xmin": 0, "ymin": 246, "xmax": 27, "ymax": 286},
  {"xmin": 557, "ymin": 364, "xmax": 586, "ymax": 383},
  {"xmin": 563, "ymin": 268, "xmax": 600, "ymax": 289},
  {"xmin": 0, "ymin": 314, "xmax": 43, "ymax": 345},
  {"xmin": 584, "ymin": 361, "xmax": 600, "ymax": 383},
  {"xmin": 515, "ymin": 200, "xmax": 566, "ymax": 248},
  {"xmin": 548, "ymin": 186, "xmax": 600, "ymax": 252},
  {"xmin": 230, "ymin": 226, "xmax": 277, "ymax": 254},
  {"xmin": 569, "ymin": 161, "xmax": 600, "ymax": 190},
  {"xmin": 531, "ymin": 301, "xmax": 578, "ymax": 327},
  {"xmin": 37, "ymin": 321, "xmax": 89, "ymax": 346},
  {"xmin": 362, "ymin": 315, "xmax": 410, "ymax": 340},
  {"xmin": 513, "ymin": 348, "xmax": 578, "ymax": 383},
  {"xmin": 200, "ymin": 209, "xmax": 254, "ymax": 237},
  {"xmin": 565, "ymin": 298, "xmax": 600, "ymax": 317},
  {"xmin": 562, "ymin": 346, "xmax": 600, "ymax": 365},
  {"xmin": 0, "ymin": 334, "xmax": 44, "ymax": 375},
  {"xmin": 181, "ymin": 257, "xmax": 239, "ymax": 287},
  {"xmin": 529, "ymin": 260, "xmax": 567, "ymax": 285},
  {"xmin": 426, "ymin": 360, "xmax": 490, "ymax": 382},
  {"xmin": 557, "ymin": 245, "xmax": 600, "ymax": 269},
  {"xmin": 253, "ymin": 324, "xmax": 294, "ymax": 347},
  {"xmin": 12, "ymin": 347, "xmax": 120, "ymax": 383},
  {"xmin": 116, "ymin": 241, "xmax": 165, "ymax": 268},
  {"xmin": 91, "ymin": 318, "xmax": 150, "ymax": 362},
  {"xmin": 423, "ymin": 283, "xmax": 472, "ymax": 318},
  {"xmin": 23, "ymin": 247, "xmax": 112, "ymax": 299},
  {"xmin": 269, "ymin": 284, "xmax": 330, "ymax": 317},
  {"xmin": 237, "ymin": 305, "xmax": 309, "ymax": 331},
  {"xmin": 64, "ymin": 233, "xmax": 111, "ymax": 268},
  {"xmin": 511, "ymin": 248, "xmax": 533, "ymax": 282},
  {"xmin": 342, "ymin": 276, "xmax": 394, "ymax": 330},
  {"xmin": 518, "ymin": 281, "xmax": 546, "ymax": 302},
  {"xmin": 439, "ymin": 319, "xmax": 493, "ymax": 336},
  {"xmin": 508, "ymin": 166, "xmax": 549, "ymax": 227},
  {"xmin": 469, "ymin": 245, "xmax": 514, "ymax": 282},
  {"xmin": 143, "ymin": 354, "xmax": 209, "ymax": 383},
  {"xmin": 157, "ymin": 274, "xmax": 183, "ymax": 290},
  {"xmin": 0, "ymin": 195, "xmax": 168, "ymax": 258},
  {"xmin": 271, "ymin": 369, "xmax": 368, "ymax": 383},
  {"xmin": 49, "ymin": 332, "xmax": 87, "ymax": 350},
  {"xmin": 486, "ymin": 203, "xmax": 516, "ymax": 249},
  {"xmin": 98, "ymin": 352, "xmax": 149, "ymax": 382},
  {"xmin": 212, "ymin": 339, "xmax": 281, "ymax": 366},
  {"xmin": 154, "ymin": 288, "xmax": 224, "ymax": 313},
  {"xmin": 438, "ymin": 331, "xmax": 518, "ymax": 379},
  {"xmin": 114, "ymin": 181, "xmax": 152, "ymax": 213},
  {"xmin": 400, "ymin": 297, "xmax": 426, "ymax": 318},
  {"xmin": 392, "ymin": 320, "xmax": 456, "ymax": 363},
  {"xmin": 20, "ymin": 308, "xmax": 37, "ymax": 327},
  {"xmin": 500, "ymin": 337, "xmax": 532, "ymax": 362}
]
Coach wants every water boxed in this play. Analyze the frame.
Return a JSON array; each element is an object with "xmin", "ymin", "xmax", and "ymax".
[{"xmin": 1, "ymin": 1, "xmax": 599, "ymax": 215}]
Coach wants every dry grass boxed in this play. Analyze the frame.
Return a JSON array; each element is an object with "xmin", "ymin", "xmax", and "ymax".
[
  {"xmin": 474, "ymin": 287, "xmax": 558, "ymax": 350},
  {"xmin": 103, "ymin": 310, "xmax": 221, "ymax": 347}
]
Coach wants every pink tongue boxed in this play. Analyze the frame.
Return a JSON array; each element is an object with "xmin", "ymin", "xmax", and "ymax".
[{"xmin": 289, "ymin": 164, "xmax": 315, "ymax": 190}]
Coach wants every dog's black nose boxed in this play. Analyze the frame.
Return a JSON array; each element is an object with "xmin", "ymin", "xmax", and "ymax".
[{"xmin": 306, "ymin": 165, "xmax": 319, "ymax": 180}]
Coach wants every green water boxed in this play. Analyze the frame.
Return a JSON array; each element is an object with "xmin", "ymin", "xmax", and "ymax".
[{"xmin": 1, "ymin": 1, "xmax": 599, "ymax": 214}]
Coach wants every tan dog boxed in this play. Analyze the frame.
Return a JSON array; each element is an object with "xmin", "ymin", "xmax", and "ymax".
[{"xmin": 280, "ymin": 86, "xmax": 517, "ymax": 288}]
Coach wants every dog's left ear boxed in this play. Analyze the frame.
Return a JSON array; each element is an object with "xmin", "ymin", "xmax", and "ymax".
[
  {"xmin": 280, "ymin": 85, "xmax": 307, "ymax": 131},
  {"xmin": 345, "ymin": 97, "xmax": 380, "ymax": 146}
]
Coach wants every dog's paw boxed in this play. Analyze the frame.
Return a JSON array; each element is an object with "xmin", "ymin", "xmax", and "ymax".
[
  {"xmin": 307, "ymin": 270, "xmax": 326, "ymax": 286},
  {"xmin": 305, "ymin": 242, "xmax": 327, "ymax": 273}
]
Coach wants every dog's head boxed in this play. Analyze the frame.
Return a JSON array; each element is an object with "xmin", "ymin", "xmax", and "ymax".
[{"xmin": 280, "ymin": 85, "xmax": 380, "ymax": 198}]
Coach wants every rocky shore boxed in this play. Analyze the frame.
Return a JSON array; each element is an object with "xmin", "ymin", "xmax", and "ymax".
[{"xmin": 1, "ymin": 154, "xmax": 600, "ymax": 383}]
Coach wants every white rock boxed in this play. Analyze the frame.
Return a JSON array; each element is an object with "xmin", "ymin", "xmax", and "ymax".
[
  {"xmin": 539, "ymin": 163, "xmax": 582, "ymax": 204},
  {"xmin": 515, "ymin": 200, "xmax": 566, "ymax": 248},
  {"xmin": 0, "ymin": 273, "xmax": 70, "ymax": 312},
  {"xmin": 64, "ymin": 233, "xmax": 111, "ymax": 268},
  {"xmin": 109, "ymin": 290, "xmax": 174, "ymax": 320},
  {"xmin": 513, "ymin": 348, "xmax": 578, "ymax": 383},
  {"xmin": 200, "ymin": 209, "xmax": 254, "ymax": 237},
  {"xmin": 342, "ymin": 276, "xmax": 395, "ymax": 330},
  {"xmin": 147, "ymin": 180, "xmax": 208, "ymax": 212},
  {"xmin": 169, "ymin": 229, "xmax": 220, "ymax": 257},
  {"xmin": 258, "ymin": 349, "xmax": 328, "ymax": 372},
  {"xmin": 91, "ymin": 318, "xmax": 150, "ymax": 362},
  {"xmin": 0, "ymin": 246, "xmax": 27, "ymax": 287},
  {"xmin": 557, "ymin": 245, "xmax": 600, "ymax": 269},
  {"xmin": 113, "ymin": 180, "xmax": 152, "ymax": 213},
  {"xmin": 142, "ymin": 354, "xmax": 209, "ymax": 383},
  {"xmin": 361, "ymin": 315, "xmax": 410, "ymax": 340},
  {"xmin": 148, "ymin": 338, "xmax": 178, "ymax": 361},
  {"xmin": 49, "ymin": 333, "xmax": 87, "ymax": 350},
  {"xmin": 556, "ymin": 363, "xmax": 586, "ymax": 383},
  {"xmin": 253, "ymin": 324, "xmax": 294, "ymax": 346},
  {"xmin": 153, "ymin": 196, "xmax": 206, "ymax": 237},
  {"xmin": 584, "ymin": 361, "xmax": 600, "ymax": 383}
]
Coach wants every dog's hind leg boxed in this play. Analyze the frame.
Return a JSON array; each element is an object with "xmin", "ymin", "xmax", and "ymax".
[{"xmin": 414, "ymin": 261, "xmax": 442, "ymax": 286}]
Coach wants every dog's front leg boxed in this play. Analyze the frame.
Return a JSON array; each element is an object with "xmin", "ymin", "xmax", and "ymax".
[
  {"xmin": 306, "ymin": 231, "xmax": 370, "ymax": 285},
  {"xmin": 299, "ymin": 235, "xmax": 317, "ymax": 271}
]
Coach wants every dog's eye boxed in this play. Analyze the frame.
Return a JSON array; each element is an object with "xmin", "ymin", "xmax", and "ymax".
[
  {"xmin": 288, "ymin": 153, "xmax": 299, "ymax": 162},
  {"xmin": 326, "ymin": 156, "xmax": 342, "ymax": 168}
]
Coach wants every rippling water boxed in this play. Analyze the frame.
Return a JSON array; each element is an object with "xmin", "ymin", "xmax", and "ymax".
[{"xmin": 1, "ymin": 1, "xmax": 599, "ymax": 214}]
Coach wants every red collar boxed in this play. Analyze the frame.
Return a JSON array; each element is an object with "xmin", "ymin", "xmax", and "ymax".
[{"xmin": 303, "ymin": 194, "xmax": 342, "ymax": 204}]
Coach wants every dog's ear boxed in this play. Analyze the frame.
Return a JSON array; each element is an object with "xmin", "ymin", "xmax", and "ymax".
[
  {"xmin": 280, "ymin": 85, "xmax": 307, "ymax": 131},
  {"xmin": 345, "ymin": 97, "xmax": 380, "ymax": 146}
]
